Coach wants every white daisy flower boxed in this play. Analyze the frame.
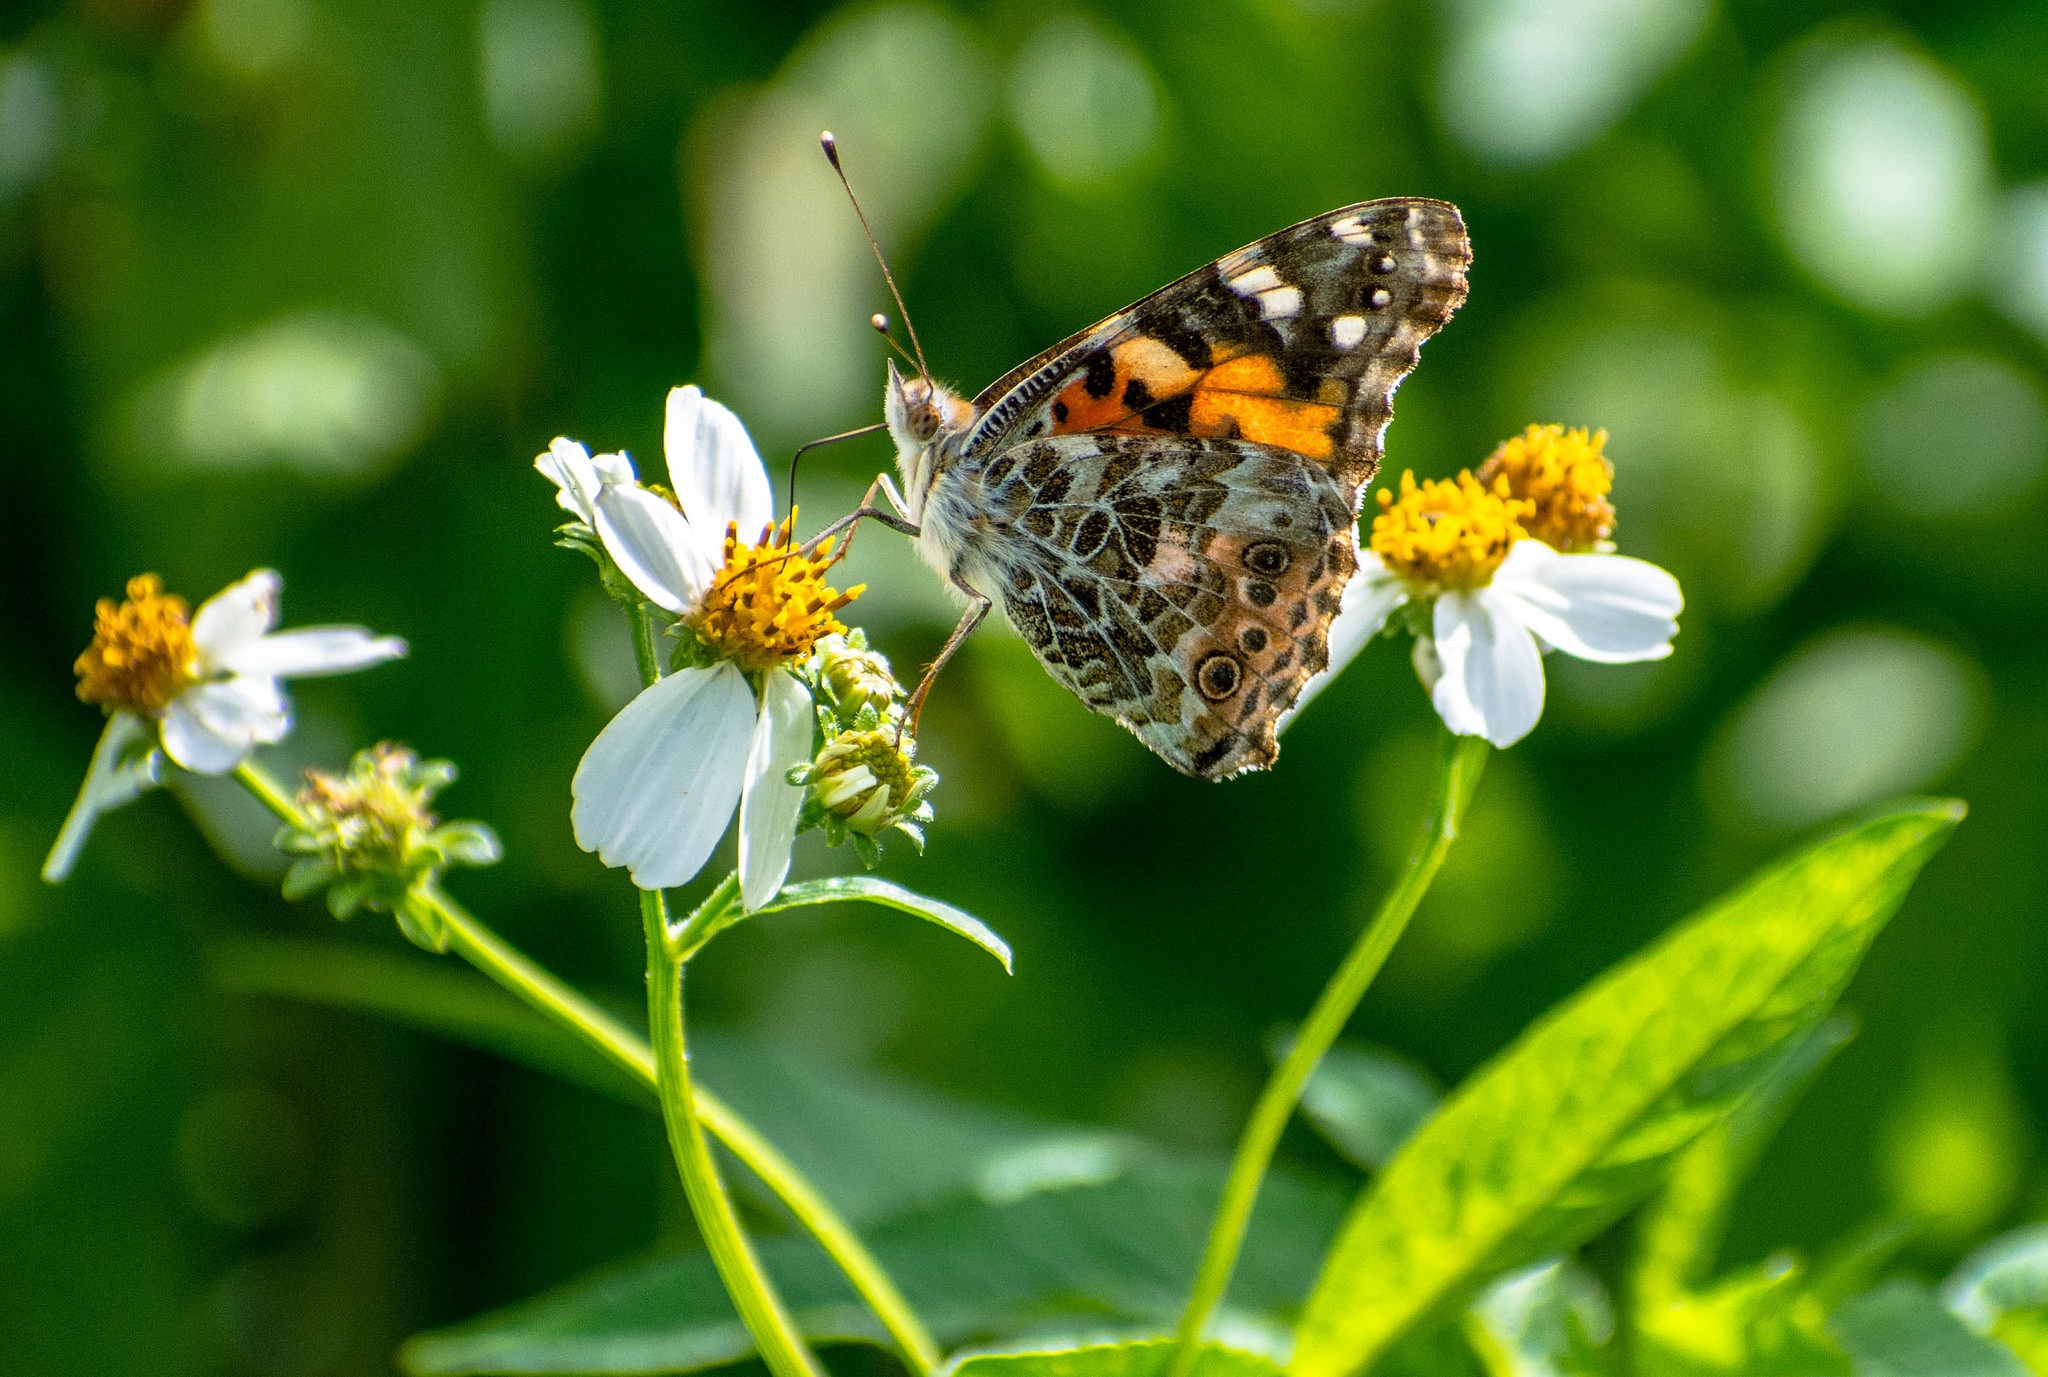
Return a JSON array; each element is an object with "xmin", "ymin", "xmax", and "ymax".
[
  {"xmin": 1295, "ymin": 429, "xmax": 1682, "ymax": 749},
  {"xmin": 555, "ymin": 387, "xmax": 860, "ymax": 907},
  {"xmin": 46, "ymin": 570, "xmax": 406, "ymax": 880}
]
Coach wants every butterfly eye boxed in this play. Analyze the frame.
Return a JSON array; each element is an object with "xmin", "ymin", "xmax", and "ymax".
[{"xmin": 909, "ymin": 405, "xmax": 941, "ymax": 442}]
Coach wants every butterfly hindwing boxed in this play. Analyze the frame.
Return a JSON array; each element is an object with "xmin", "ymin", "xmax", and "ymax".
[
  {"xmin": 961, "ymin": 199, "xmax": 1470, "ymax": 500},
  {"xmin": 959, "ymin": 433, "xmax": 1356, "ymax": 779}
]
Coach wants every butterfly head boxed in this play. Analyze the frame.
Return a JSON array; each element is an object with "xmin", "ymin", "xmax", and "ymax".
[{"xmin": 884, "ymin": 360, "xmax": 973, "ymax": 514}]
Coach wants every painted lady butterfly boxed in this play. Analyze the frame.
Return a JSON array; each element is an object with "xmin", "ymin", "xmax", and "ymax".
[{"xmin": 870, "ymin": 200, "xmax": 1470, "ymax": 779}]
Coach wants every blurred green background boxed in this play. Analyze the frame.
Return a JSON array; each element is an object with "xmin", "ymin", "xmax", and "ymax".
[{"xmin": 4, "ymin": 0, "xmax": 2047, "ymax": 1370}]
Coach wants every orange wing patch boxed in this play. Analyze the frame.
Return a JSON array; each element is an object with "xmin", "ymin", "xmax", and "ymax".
[{"xmin": 1048, "ymin": 341, "xmax": 1341, "ymax": 463}]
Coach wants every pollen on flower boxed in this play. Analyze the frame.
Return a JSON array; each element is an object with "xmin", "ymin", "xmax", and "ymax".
[
  {"xmin": 1370, "ymin": 471, "xmax": 1533, "ymax": 592},
  {"xmin": 692, "ymin": 512, "xmax": 865, "ymax": 672},
  {"xmin": 1476, "ymin": 423, "xmax": 1616, "ymax": 553},
  {"xmin": 73, "ymin": 574, "xmax": 200, "ymax": 717}
]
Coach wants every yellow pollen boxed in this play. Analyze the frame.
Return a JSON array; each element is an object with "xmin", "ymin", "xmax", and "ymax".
[
  {"xmin": 691, "ymin": 509, "xmax": 864, "ymax": 671},
  {"xmin": 1476, "ymin": 423, "xmax": 1615, "ymax": 553},
  {"xmin": 73, "ymin": 574, "xmax": 201, "ymax": 717},
  {"xmin": 1370, "ymin": 471, "xmax": 1532, "ymax": 592}
]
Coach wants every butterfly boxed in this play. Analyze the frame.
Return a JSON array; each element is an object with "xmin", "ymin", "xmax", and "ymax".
[{"xmin": 861, "ymin": 200, "xmax": 1470, "ymax": 780}]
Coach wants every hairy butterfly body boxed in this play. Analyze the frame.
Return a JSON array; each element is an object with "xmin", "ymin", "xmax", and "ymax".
[{"xmin": 881, "ymin": 198, "xmax": 1470, "ymax": 779}]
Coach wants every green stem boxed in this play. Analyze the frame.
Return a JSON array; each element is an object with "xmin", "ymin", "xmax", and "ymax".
[
  {"xmin": 232, "ymin": 758, "xmax": 938, "ymax": 1374},
  {"xmin": 644, "ymin": 885, "xmax": 822, "ymax": 1377},
  {"xmin": 1166, "ymin": 728, "xmax": 1489, "ymax": 1377}
]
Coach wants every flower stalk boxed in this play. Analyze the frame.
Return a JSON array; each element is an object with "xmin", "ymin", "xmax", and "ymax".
[
  {"xmin": 231, "ymin": 755, "xmax": 937, "ymax": 1376},
  {"xmin": 1167, "ymin": 727, "xmax": 1490, "ymax": 1377}
]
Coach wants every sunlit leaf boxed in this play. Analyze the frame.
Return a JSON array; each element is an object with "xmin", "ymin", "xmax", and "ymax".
[
  {"xmin": 1634, "ymin": 1014, "xmax": 1857, "ymax": 1305},
  {"xmin": 946, "ymin": 1341, "xmax": 1280, "ymax": 1377},
  {"xmin": 741, "ymin": 876, "xmax": 1012, "ymax": 972},
  {"xmin": 1943, "ymin": 1226, "xmax": 2048, "ymax": 1374},
  {"xmin": 401, "ymin": 1163, "xmax": 1345, "ymax": 1375},
  {"xmin": 1832, "ymin": 1281, "xmax": 2029, "ymax": 1377},
  {"xmin": 1293, "ymin": 802, "xmax": 1963, "ymax": 1377}
]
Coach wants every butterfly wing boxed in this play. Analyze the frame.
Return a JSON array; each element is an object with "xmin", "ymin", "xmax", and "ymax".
[
  {"xmin": 956, "ymin": 433, "xmax": 1356, "ymax": 779},
  {"xmin": 960, "ymin": 199, "xmax": 1470, "ymax": 500}
]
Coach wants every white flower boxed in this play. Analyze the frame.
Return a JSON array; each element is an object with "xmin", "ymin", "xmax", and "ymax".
[
  {"xmin": 563, "ymin": 387, "xmax": 824, "ymax": 907},
  {"xmin": 162, "ymin": 570, "xmax": 408, "ymax": 772},
  {"xmin": 46, "ymin": 569, "xmax": 406, "ymax": 881},
  {"xmin": 535, "ymin": 437, "xmax": 636, "ymax": 526},
  {"xmin": 1309, "ymin": 539, "xmax": 1681, "ymax": 748}
]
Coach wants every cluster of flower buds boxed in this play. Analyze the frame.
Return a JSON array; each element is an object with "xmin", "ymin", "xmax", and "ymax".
[
  {"xmin": 276, "ymin": 744, "xmax": 502, "ymax": 951},
  {"xmin": 790, "ymin": 631, "xmax": 938, "ymax": 867}
]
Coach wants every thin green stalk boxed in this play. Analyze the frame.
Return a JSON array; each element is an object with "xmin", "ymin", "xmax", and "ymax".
[
  {"xmin": 232, "ymin": 757, "xmax": 938, "ymax": 1374},
  {"xmin": 644, "ymin": 884, "xmax": 823, "ymax": 1377},
  {"xmin": 1166, "ymin": 727, "xmax": 1489, "ymax": 1377}
]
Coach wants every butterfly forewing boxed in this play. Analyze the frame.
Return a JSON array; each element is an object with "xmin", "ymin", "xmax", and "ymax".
[{"xmin": 961, "ymin": 198, "xmax": 1470, "ymax": 500}]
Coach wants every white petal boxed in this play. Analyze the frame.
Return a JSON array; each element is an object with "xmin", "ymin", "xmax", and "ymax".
[
  {"xmin": 43, "ymin": 712, "xmax": 164, "ymax": 882},
  {"xmin": 536, "ymin": 438, "xmax": 608, "ymax": 522},
  {"xmin": 1281, "ymin": 553, "xmax": 1409, "ymax": 732},
  {"xmin": 160, "ymin": 678, "xmax": 290, "ymax": 774},
  {"xmin": 593, "ymin": 483, "xmax": 717, "ymax": 613},
  {"xmin": 665, "ymin": 385, "xmax": 773, "ymax": 540},
  {"xmin": 1492, "ymin": 541, "xmax": 1683, "ymax": 665},
  {"xmin": 1432, "ymin": 589, "xmax": 1546, "ymax": 748},
  {"xmin": 738, "ymin": 669, "xmax": 815, "ymax": 911},
  {"xmin": 571, "ymin": 662, "xmax": 755, "ymax": 890},
  {"xmin": 217, "ymin": 627, "xmax": 407, "ymax": 679},
  {"xmin": 191, "ymin": 569, "xmax": 282, "ymax": 664}
]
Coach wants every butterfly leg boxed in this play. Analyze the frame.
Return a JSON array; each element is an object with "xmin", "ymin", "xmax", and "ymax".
[
  {"xmin": 801, "ymin": 472, "xmax": 920, "ymax": 559},
  {"xmin": 901, "ymin": 573, "xmax": 992, "ymax": 739}
]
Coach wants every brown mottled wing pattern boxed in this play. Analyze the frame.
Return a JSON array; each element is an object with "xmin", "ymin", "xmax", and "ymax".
[
  {"xmin": 955, "ymin": 434, "xmax": 1356, "ymax": 779},
  {"xmin": 959, "ymin": 199, "xmax": 1470, "ymax": 502}
]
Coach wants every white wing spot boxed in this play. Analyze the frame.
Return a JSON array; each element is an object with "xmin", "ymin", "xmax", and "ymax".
[
  {"xmin": 1369, "ymin": 288, "xmax": 1392, "ymax": 309},
  {"xmin": 1330, "ymin": 216, "xmax": 1374, "ymax": 244},
  {"xmin": 1228, "ymin": 265, "xmax": 1282, "ymax": 296},
  {"xmin": 1257, "ymin": 286, "xmax": 1302, "ymax": 320},
  {"xmin": 1330, "ymin": 315, "xmax": 1367, "ymax": 349}
]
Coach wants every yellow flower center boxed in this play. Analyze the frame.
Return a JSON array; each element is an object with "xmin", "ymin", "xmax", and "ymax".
[
  {"xmin": 690, "ymin": 511, "xmax": 865, "ymax": 672},
  {"xmin": 74, "ymin": 574, "xmax": 200, "ymax": 716},
  {"xmin": 1370, "ymin": 471, "xmax": 1532, "ymax": 592},
  {"xmin": 1476, "ymin": 423, "xmax": 1615, "ymax": 553}
]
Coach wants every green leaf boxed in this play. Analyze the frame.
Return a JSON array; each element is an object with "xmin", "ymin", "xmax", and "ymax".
[
  {"xmin": 400, "ymin": 1162, "xmax": 1346, "ymax": 1375},
  {"xmin": 1633, "ymin": 1013, "xmax": 1858, "ymax": 1306},
  {"xmin": 1465, "ymin": 1260, "xmax": 1615, "ymax": 1377},
  {"xmin": 1945, "ymin": 1226, "xmax": 2048, "ymax": 1333},
  {"xmin": 744, "ymin": 876, "xmax": 1012, "ymax": 972},
  {"xmin": 947, "ymin": 1341, "xmax": 1282, "ymax": 1377},
  {"xmin": 1272, "ymin": 1035, "xmax": 1440, "ymax": 1173},
  {"xmin": 1832, "ymin": 1281, "xmax": 2029, "ymax": 1377},
  {"xmin": 1293, "ymin": 801, "xmax": 1963, "ymax": 1377},
  {"xmin": 209, "ymin": 938, "xmax": 648, "ymax": 1105}
]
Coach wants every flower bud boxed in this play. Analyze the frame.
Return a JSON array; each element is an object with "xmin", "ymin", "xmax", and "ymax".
[
  {"xmin": 277, "ymin": 743, "xmax": 500, "ymax": 946},
  {"xmin": 814, "ymin": 631, "xmax": 902, "ymax": 722},
  {"xmin": 795, "ymin": 726, "xmax": 938, "ymax": 864}
]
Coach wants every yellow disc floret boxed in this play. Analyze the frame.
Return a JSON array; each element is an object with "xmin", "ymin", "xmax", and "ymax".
[
  {"xmin": 691, "ymin": 511, "xmax": 865, "ymax": 672},
  {"xmin": 809, "ymin": 728, "xmax": 925, "ymax": 834},
  {"xmin": 1477, "ymin": 423, "xmax": 1616, "ymax": 553},
  {"xmin": 1370, "ymin": 472, "xmax": 1532, "ymax": 593},
  {"xmin": 74, "ymin": 574, "xmax": 200, "ymax": 716}
]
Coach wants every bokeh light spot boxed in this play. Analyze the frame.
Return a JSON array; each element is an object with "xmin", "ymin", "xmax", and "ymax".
[
  {"xmin": 1861, "ymin": 353, "xmax": 2047, "ymax": 518},
  {"xmin": 478, "ymin": 0, "xmax": 601, "ymax": 165},
  {"xmin": 1710, "ymin": 626, "xmax": 1982, "ymax": 832},
  {"xmin": 1772, "ymin": 38, "xmax": 1992, "ymax": 315},
  {"xmin": 1008, "ymin": 16, "xmax": 1161, "ymax": 186}
]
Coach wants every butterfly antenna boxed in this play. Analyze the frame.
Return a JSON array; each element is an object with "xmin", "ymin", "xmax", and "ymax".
[
  {"xmin": 870, "ymin": 313, "xmax": 920, "ymax": 369},
  {"xmin": 786, "ymin": 421, "xmax": 888, "ymax": 521},
  {"xmin": 821, "ymin": 131, "xmax": 931, "ymax": 389}
]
